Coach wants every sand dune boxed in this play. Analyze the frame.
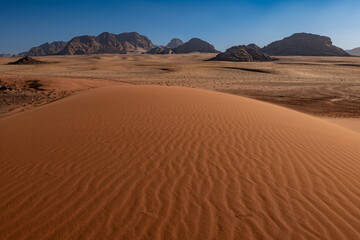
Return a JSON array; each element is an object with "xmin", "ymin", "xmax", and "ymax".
[
  {"xmin": 323, "ymin": 117, "xmax": 360, "ymax": 134},
  {"xmin": 1, "ymin": 86, "xmax": 360, "ymax": 239}
]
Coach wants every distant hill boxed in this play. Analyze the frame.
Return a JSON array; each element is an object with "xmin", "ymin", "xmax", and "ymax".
[
  {"xmin": 20, "ymin": 41, "xmax": 67, "ymax": 56},
  {"xmin": 172, "ymin": 38, "xmax": 218, "ymax": 54},
  {"xmin": 58, "ymin": 32, "xmax": 154, "ymax": 55},
  {"xmin": 13, "ymin": 34, "xmax": 219, "ymax": 56},
  {"xmin": 346, "ymin": 47, "xmax": 360, "ymax": 56},
  {"xmin": 210, "ymin": 45, "xmax": 273, "ymax": 62},
  {"xmin": 261, "ymin": 33, "xmax": 349, "ymax": 56},
  {"xmin": 166, "ymin": 38, "xmax": 184, "ymax": 48},
  {"xmin": 0, "ymin": 54, "xmax": 12, "ymax": 58}
]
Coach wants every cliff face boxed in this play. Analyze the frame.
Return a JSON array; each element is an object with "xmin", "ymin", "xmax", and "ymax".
[{"xmin": 261, "ymin": 33, "xmax": 350, "ymax": 56}]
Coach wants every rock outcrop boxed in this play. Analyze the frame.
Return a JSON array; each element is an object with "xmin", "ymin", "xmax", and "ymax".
[
  {"xmin": 58, "ymin": 32, "xmax": 154, "ymax": 55},
  {"xmin": 346, "ymin": 47, "xmax": 360, "ymax": 56},
  {"xmin": 147, "ymin": 46, "xmax": 173, "ymax": 54},
  {"xmin": 166, "ymin": 38, "xmax": 184, "ymax": 48},
  {"xmin": 261, "ymin": 33, "xmax": 349, "ymax": 56},
  {"xmin": 210, "ymin": 45, "xmax": 273, "ymax": 62},
  {"xmin": 172, "ymin": 38, "xmax": 218, "ymax": 53},
  {"xmin": 9, "ymin": 57, "xmax": 45, "ymax": 65}
]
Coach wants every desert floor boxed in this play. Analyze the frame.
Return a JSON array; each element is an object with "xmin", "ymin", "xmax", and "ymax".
[
  {"xmin": 0, "ymin": 55, "xmax": 360, "ymax": 239},
  {"xmin": 1, "ymin": 54, "xmax": 360, "ymax": 118}
]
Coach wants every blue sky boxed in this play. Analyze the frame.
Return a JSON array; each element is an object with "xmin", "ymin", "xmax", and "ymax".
[{"xmin": 1, "ymin": 0, "xmax": 359, "ymax": 53}]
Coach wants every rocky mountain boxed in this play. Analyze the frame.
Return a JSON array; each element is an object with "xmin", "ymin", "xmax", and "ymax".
[
  {"xmin": 346, "ymin": 47, "xmax": 360, "ymax": 56},
  {"xmin": 172, "ymin": 38, "xmax": 218, "ymax": 54},
  {"xmin": 58, "ymin": 32, "xmax": 154, "ymax": 55},
  {"xmin": 20, "ymin": 41, "xmax": 67, "ymax": 56},
  {"xmin": 210, "ymin": 45, "xmax": 273, "ymax": 62},
  {"xmin": 115, "ymin": 32, "xmax": 154, "ymax": 51},
  {"xmin": 261, "ymin": 33, "xmax": 349, "ymax": 56},
  {"xmin": 166, "ymin": 38, "xmax": 184, "ymax": 48},
  {"xmin": 147, "ymin": 46, "xmax": 173, "ymax": 54}
]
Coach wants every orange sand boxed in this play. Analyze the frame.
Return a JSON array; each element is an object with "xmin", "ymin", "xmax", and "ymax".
[
  {"xmin": 0, "ymin": 86, "xmax": 360, "ymax": 239},
  {"xmin": 323, "ymin": 117, "xmax": 360, "ymax": 134}
]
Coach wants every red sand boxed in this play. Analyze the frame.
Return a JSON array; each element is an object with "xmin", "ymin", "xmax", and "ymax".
[{"xmin": 1, "ymin": 86, "xmax": 360, "ymax": 239}]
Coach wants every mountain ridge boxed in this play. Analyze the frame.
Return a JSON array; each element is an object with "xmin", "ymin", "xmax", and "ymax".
[{"xmin": 58, "ymin": 32, "xmax": 154, "ymax": 55}]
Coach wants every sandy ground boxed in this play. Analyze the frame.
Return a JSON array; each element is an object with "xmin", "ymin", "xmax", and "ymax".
[
  {"xmin": 1, "ymin": 54, "xmax": 360, "ymax": 118},
  {"xmin": 1, "ymin": 55, "xmax": 360, "ymax": 239},
  {"xmin": 0, "ymin": 86, "xmax": 359, "ymax": 239},
  {"xmin": 323, "ymin": 118, "xmax": 360, "ymax": 134}
]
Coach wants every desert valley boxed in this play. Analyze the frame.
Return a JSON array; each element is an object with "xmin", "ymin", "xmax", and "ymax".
[{"xmin": 1, "ymin": 29, "xmax": 360, "ymax": 240}]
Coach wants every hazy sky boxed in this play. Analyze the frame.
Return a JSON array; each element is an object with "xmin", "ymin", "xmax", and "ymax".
[{"xmin": 1, "ymin": 0, "xmax": 360, "ymax": 53}]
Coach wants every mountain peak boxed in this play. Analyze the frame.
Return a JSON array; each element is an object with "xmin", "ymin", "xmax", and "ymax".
[
  {"xmin": 172, "ymin": 38, "xmax": 218, "ymax": 53},
  {"xmin": 166, "ymin": 38, "xmax": 183, "ymax": 48}
]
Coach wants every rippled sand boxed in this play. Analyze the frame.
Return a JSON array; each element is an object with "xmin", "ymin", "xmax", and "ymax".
[{"xmin": 1, "ymin": 86, "xmax": 359, "ymax": 239}]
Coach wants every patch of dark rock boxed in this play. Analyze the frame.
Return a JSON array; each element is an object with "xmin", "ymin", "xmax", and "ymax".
[
  {"xmin": 336, "ymin": 64, "xmax": 360, "ymax": 67},
  {"xmin": 160, "ymin": 68, "xmax": 176, "ymax": 72},
  {"xmin": 222, "ymin": 67, "xmax": 273, "ymax": 74},
  {"xmin": 25, "ymin": 80, "xmax": 44, "ymax": 90},
  {"xmin": 8, "ymin": 57, "xmax": 46, "ymax": 65}
]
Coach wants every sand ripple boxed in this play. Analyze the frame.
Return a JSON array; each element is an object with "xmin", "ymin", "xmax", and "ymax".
[{"xmin": 0, "ymin": 86, "xmax": 360, "ymax": 239}]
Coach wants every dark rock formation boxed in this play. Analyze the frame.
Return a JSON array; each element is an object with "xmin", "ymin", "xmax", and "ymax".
[
  {"xmin": 58, "ymin": 32, "xmax": 154, "ymax": 55},
  {"xmin": 8, "ymin": 57, "xmax": 45, "ymax": 65},
  {"xmin": 20, "ymin": 41, "xmax": 67, "ymax": 56},
  {"xmin": 261, "ymin": 33, "xmax": 350, "ymax": 56},
  {"xmin": 210, "ymin": 45, "xmax": 273, "ymax": 62},
  {"xmin": 346, "ymin": 47, "xmax": 360, "ymax": 56},
  {"xmin": 166, "ymin": 38, "xmax": 184, "ymax": 48},
  {"xmin": 247, "ymin": 44, "xmax": 261, "ymax": 51},
  {"xmin": 147, "ymin": 46, "xmax": 173, "ymax": 54},
  {"xmin": 172, "ymin": 38, "xmax": 218, "ymax": 53}
]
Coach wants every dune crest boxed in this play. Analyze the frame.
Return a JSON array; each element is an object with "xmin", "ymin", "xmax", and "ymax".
[{"xmin": 0, "ymin": 86, "xmax": 360, "ymax": 239}]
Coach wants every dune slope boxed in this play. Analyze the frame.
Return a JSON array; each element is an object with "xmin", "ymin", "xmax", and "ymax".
[{"xmin": 0, "ymin": 86, "xmax": 360, "ymax": 240}]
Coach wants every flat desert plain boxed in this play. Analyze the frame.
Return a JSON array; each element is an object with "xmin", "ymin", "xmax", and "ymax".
[{"xmin": 0, "ymin": 54, "xmax": 360, "ymax": 239}]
